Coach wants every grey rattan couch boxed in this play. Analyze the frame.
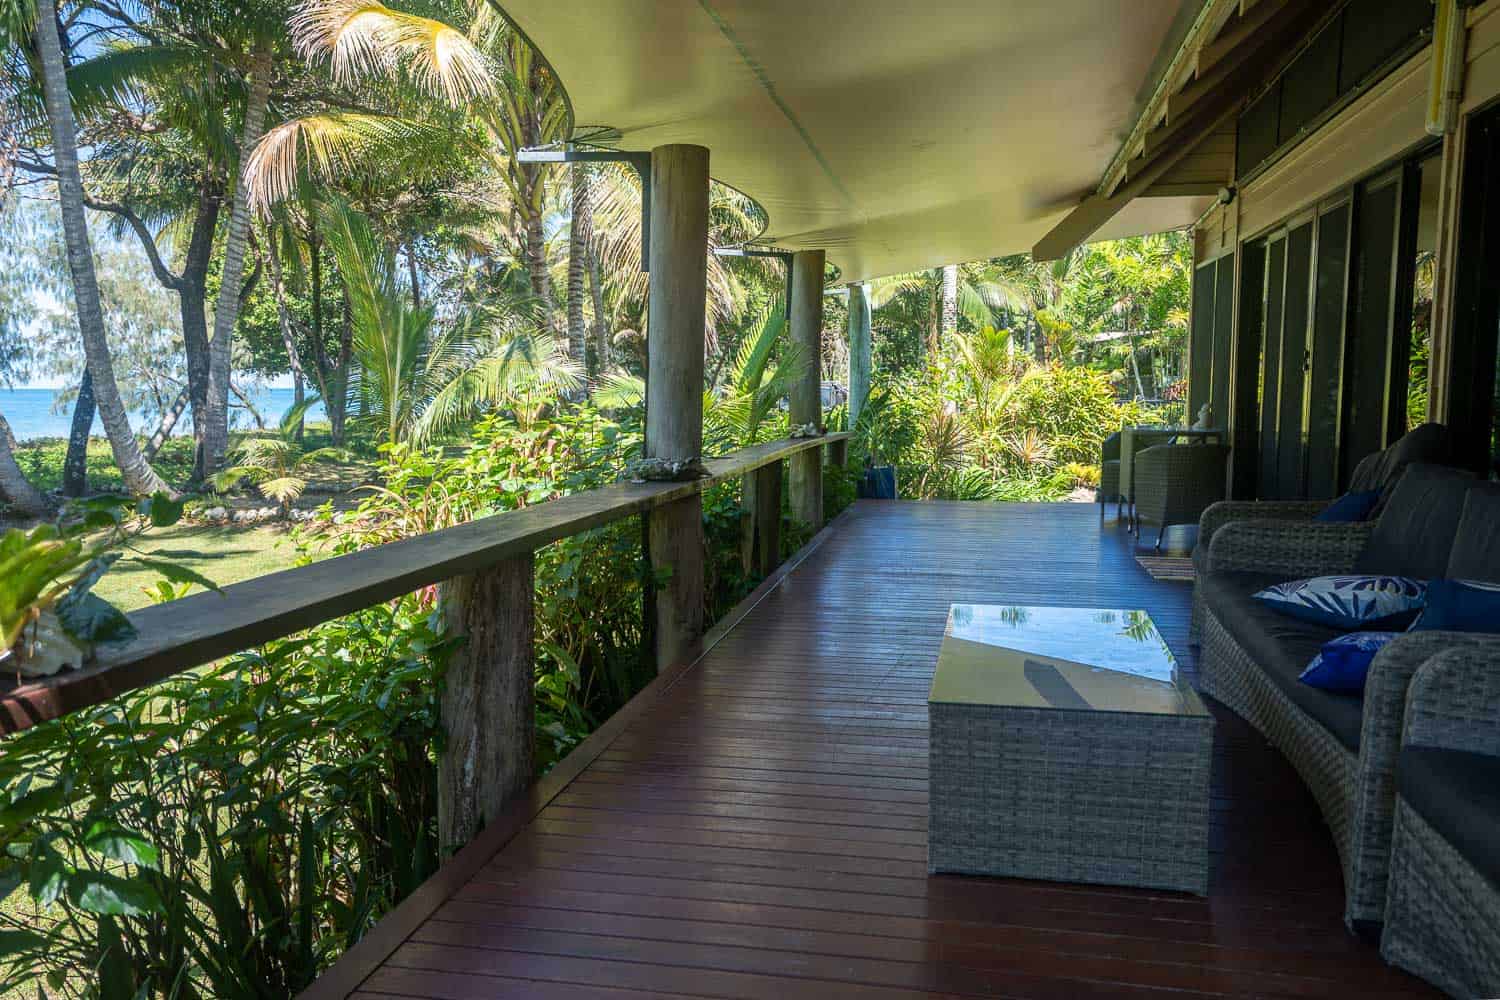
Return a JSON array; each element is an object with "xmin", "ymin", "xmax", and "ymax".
[
  {"xmin": 1133, "ymin": 443, "xmax": 1229, "ymax": 550},
  {"xmin": 1190, "ymin": 423, "xmax": 1456, "ymax": 638},
  {"xmin": 1381, "ymin": 649, "xmax": 1500, "ymax": 997},
  {"xmin": 1197, "ymin": 465, "xmax": 1500, "ymax": 930}
]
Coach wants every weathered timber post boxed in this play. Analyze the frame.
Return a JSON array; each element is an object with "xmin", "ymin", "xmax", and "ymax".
[
  {"xmin": 848, "ymin": 281, "xmax": 872, "ymax": 427},
  {"xmin": 788, "ymin": 249, "xmax": 826, "ymax": 529},
  {"xmin": 645, "ymin": 144, "xmax": 710, "ymax": 670},
  {"xmin": 437, "ymin": 553, "xmax": 535, "ymax": 854},
  {"xmin": 741, "ymin": 459, "xmax": 783, "ymax": 576},
  {"xmin": 827, "ymin": 438, "xmax": 848, "ymax": 468}
]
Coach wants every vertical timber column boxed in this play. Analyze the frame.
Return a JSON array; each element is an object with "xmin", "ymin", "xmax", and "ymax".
[
  {"xmin": 789, "ymin": 249, "xmax": 826, "ymax": 529},
  {"xmin": 848, "ymin": 281, "xmax": 872, "ymax": 427},
  {"xmin": 438, "ymin": 554, "xmax": 535, "ymax": 854},
  {"xmin": 646, "ymin": 144, "xmax": 710, "ymax": 671}
]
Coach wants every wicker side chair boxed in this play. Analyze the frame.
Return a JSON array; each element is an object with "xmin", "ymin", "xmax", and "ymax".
[
  {"xmin": 1381, "ymin": 650, "xmax": 1500, "ymax": 998},
  {"xmin": 1098, "ymin": 432, "xmax": 1123, "ymax": 520},
  {"xmin": 1132, "ymin": 443, "xmax": 1229, "ymax": 550},
  {"xmin": 1200, "ymin": 518, "xmax": 1500, "ymax": 929}
]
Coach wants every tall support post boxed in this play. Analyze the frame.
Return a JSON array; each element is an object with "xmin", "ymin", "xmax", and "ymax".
[
  {"xmin": 788, "ymin": 250, "xmax": 826, "ymax": 529},
  {"xmin": 438, "ymin": 554, "xmax": 535, "ymax": 854},
  {"xmin": 645, "ymin": 144, "xmax": 710, "ymax": 671},
  {"xmin": 848, "ymin": 281, "xmax": 872, "ymax": 427},
  {"xmin": 741, "ymin": 459, "xmax": 783, "ymax": 577}
]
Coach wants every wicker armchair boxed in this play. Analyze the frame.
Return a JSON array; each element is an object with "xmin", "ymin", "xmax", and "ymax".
[
  {"xmin": 1132, "ymin": 443, "xmax": 1229, "ymax": 550},
  {"xmin": 1200, "ymin": 518, "xmax": 1500, "ymax": 929},
  {"xmin": 1381, "ymin": 651, "xmax": 1500, "ymax": 998},
  {"xmin": 1098, "ymin": 432, "xmax": 1122, "ymax": 520}
]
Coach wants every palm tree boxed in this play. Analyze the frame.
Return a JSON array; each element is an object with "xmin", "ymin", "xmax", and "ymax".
[
  {"xmin": 319, "ymin": 198, "xmax": 577, "ymax": 446},
  {"xmin": 213, "ymin": 399, "xmax": 343, "ymax": 518},
  {"xmin": 251, "ymin": 0, "xmax": 567, "ymax": 319},
  {"xmin": 30, "ymin": 0, "xmax": 171, "ymax": 497},
  {"xmin": 0, "ymin": 411, "xmax": 49, "ymax": 516}
]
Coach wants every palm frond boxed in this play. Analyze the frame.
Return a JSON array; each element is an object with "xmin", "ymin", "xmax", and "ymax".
[{"xmin": 293, "ymin": 0, "xmax": 495, "ymax": 105}]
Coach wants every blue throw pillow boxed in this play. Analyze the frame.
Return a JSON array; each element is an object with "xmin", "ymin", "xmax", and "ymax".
[
  {"xmin": 1315, "ymin": 490, "xmax": 1382, "ymax": 522},
  {"xmin": 1253, "ymin": 575, "xmax": 1427, "ymax": 630},
  {"xmin": 1410, "ymin": 578, "xmax": 1500, "ymax": 632},
  {"xmin": 1300, "ymin": 632, "xmax": 1401, "ymax": 692}
]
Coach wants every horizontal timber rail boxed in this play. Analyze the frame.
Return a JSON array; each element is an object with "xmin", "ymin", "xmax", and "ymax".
[{"xmin": 0, "ymin": 433, "xmax": 849, "ymax": 736}]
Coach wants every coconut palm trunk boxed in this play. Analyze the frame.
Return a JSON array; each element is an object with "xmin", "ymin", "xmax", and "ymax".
[
  {"xmin": 566, "ymin": 162, "xmax": 592, "ymax": 370},
  {"xmin": 0, "ymin": 412, "xmax": 49, "ymax": 516},
  {"xmin": 62, "ymin": 368, "xmax": 94, "ymax": 496},
  {"xmin": 143, "ymin": 387, "xmax": 189, "ymax": 461},
  {"xmin": 34, "ymin": 0, "xmax": 170, "ymax": 497},
  {"xmin": 203, "ymin": 42, "xmax": 274, "ymax": 474},
  {"xmin": 940, "ymin": 264, "xmax": 958, "ymax": 345}
]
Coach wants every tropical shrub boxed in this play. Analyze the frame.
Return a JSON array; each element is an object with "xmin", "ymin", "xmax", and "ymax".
[{"xmin": 0, "ymin": 596, "xmax": 449, "ymax": 998}]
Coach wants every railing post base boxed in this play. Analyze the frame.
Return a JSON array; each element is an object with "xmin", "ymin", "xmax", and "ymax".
[
  {"xmin": 789, "ymin": 450, "xmax": 822, "ymax": 530},
  {"xmin": 437, "ymin": 553, "xmax": 535, "ymax": 855},
  {"xmin": 649, "ymin": 494, "xmax": 705, "ymax": 671},
  {"xmin": 742, "ymin": 459, "xmax": 783, "ymax": 576}
]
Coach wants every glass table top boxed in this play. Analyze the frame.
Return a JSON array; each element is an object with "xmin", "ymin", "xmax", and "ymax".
[{"xmin": 928, "ymin": 605, "xmax": 1208, "ymax": 717}]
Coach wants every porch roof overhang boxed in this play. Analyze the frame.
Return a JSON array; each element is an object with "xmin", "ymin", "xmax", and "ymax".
[{"xmin": 492, "ymin": 0, "xmax": 1214, "ymax": 281}]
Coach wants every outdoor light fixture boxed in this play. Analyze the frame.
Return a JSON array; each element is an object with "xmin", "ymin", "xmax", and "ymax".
[
  {"xmin": 714, "ymin": 247, "xmax": 795, "ymax": 318},
  {"xmin": 516, "ymin": 147, "xmax": 653, "ymax": 270}
]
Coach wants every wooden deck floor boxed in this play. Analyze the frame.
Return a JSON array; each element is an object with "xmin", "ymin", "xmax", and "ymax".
[{"xmin": 347, "ymin": 500, "xmax": 1435, "ymax": 999}]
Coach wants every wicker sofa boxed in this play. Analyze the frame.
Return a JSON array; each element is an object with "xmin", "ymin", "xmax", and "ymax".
[
  {"xmin": 1190, "ymin": 423, "xmax": 1456, "ymax": 639},
  {"xmin": 1197, "ymin": 463, "xmax": 1500, "ymax": 930},
  {"xmin": 1380, "ymin": 649, "xmax": 1500, "ymax": 997}
]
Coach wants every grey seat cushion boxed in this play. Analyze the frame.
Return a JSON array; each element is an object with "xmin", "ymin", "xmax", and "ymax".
[
  {"xmin": 1199, "ymin": 571, "xmax": 1363, "ymax": 752},
  {"xmin": 1356, "ymin": 463, "xmax": 1476, "ymax": 580},
  {"xmin": 1348, "ymin": 423, "xmax": 1456, "ymax": 500},
  {"xmin": 1398, "ymin": 746, "xmax": 1500, "ymax": 888},
  {"xmin": 1447, "ymin": 488, "xmax": 1500, "ymax": 584}
]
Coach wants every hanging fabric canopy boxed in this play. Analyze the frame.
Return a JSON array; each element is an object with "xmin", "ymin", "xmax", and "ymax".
[{"xmin": 493, "ymin": 0, "xmax": 1213, "ymax": 281}]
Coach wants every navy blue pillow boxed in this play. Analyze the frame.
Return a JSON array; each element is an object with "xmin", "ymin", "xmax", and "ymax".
[
  {"xmin": 1410, "ymin": 579, "xmax": 1500, "ymax": 632},
  {"xmin": 1300, "ymin": 632, "xmax": 1401, "ymax": 692},
  {"xmin": 1316, "ymin": 490, "xmax": 1382, "ymax": 522}
]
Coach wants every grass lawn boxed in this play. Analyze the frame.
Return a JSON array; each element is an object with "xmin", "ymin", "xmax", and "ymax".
[{"xmin": 98, "ymin": 522, "xmax": 306, "ymax": 612}]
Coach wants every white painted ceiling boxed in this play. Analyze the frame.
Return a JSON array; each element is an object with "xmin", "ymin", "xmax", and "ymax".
[{"xmin": 495, "ymin": 1, "xmax": 1212, "ymax": 281}]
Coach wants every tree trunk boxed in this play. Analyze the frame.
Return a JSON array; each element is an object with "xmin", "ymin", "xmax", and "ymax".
[
  {"xmin": 62, "ymin": 368, "xmax": 95, "ymax": 496},
  {"xmin": 0, "ymin": 412, "xmax": 49, "ymax": 516},
  {"xmin": 203, "ymin": 42, "xmax": 274, "ymax": 475},
  {"xmin": 34, "ymin": 0, "xmax": 170, "ymax": 498},
  {"xmin": 523, "ymin": 193, "xmax": 549, "ymax": 322},
  {"xmin": 143, "ymin": 388, "xmax": 189, "ymax": 462},
  {"xmin": 940, "ymin": 264, "xmax": 958, "ymax": 344},
  {"xmin": 266, "ymin": 241, "xmax": 310, "ymax": 442},
  {"xmin": 1127, "ymin": 323, "xmax": 1147, "ymax": 400},
  {"xmin": 566, "ymin": 163, "xmax": 592, "ymax": 370},
  {"xmin": 407, "ymin": 242, "xmax": 421, "ymax": 309},
  {"xmin": 588, "ymin": 249, "xmax": 609, "ymax": 371}
]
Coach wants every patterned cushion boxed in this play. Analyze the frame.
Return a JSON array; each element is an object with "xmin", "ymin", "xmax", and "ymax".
[
  {"xmin": 1410, "ymin": 578, "xmax": 1500, "ymax": 633},
  {"xmin": 1299, "ymin": 632, "xmax": 1400, "ymax": 692},
  {"xmin": 1253, "ymin": 575, "xmax": 1427, "ymax": 631}
]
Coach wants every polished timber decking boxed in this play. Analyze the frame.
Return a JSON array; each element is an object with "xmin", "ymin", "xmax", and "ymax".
[{"xmin": 349, "ymin": 501, "xmax": 1434, "ymax": 999}]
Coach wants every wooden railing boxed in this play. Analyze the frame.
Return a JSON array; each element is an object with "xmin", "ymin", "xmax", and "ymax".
[{"xmin": 0, "ymin": 432, "xmax": 849, "ymax": 844}]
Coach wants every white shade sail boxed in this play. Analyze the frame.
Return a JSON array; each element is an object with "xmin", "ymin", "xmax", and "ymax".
[{"xmin": 494, "ymin": 0, "xmax": 1213, "ymax": 281}]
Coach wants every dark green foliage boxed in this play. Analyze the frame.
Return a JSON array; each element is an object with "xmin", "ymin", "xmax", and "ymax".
[{"xmin": 0, "ymin": 598, "xmax": 451, "ymax": 997}]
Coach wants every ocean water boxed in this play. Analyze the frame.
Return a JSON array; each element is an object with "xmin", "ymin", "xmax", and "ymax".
[{"xmin": 0, "ymin": 388, "xmax": 328, "ymax": 442}]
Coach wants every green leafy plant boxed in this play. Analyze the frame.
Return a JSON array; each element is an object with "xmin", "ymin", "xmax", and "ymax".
[
  {"xmin": 0, "ymin": 492, "xmax": 207, "ymax": 677},
  {"xmin": 213, "ymin": 399, "xmax": 347, "ymax": 517}
]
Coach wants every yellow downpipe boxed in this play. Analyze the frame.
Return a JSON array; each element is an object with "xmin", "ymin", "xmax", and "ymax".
[{"xmin": 1426, "ymin": 0, "xmax": 1468, "ymax": 136}]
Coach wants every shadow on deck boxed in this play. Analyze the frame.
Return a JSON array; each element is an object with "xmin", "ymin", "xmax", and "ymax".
[{"xmin": 334, "ymin": 500, "xmax": 1434, "ymax": 999}]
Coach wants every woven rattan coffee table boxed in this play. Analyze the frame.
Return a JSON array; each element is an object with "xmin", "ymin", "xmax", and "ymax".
[{"xmin": 928, "ymin": 604, "xmax": 1212, "ymax": 894}]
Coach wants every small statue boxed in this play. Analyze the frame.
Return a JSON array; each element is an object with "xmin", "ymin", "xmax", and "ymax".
[
  {"xmin": 789, "ymin": 422, "xmax": 824, "ymax": 439},
  {"xmin": 1190, "ymin": 404, "xmax": 1212, "ymax": 431}
]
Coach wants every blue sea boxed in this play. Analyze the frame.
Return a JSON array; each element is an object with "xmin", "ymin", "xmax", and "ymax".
[{"xmin": 0, "ymin": 387, "xmax": 328, "ymax": 441}]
